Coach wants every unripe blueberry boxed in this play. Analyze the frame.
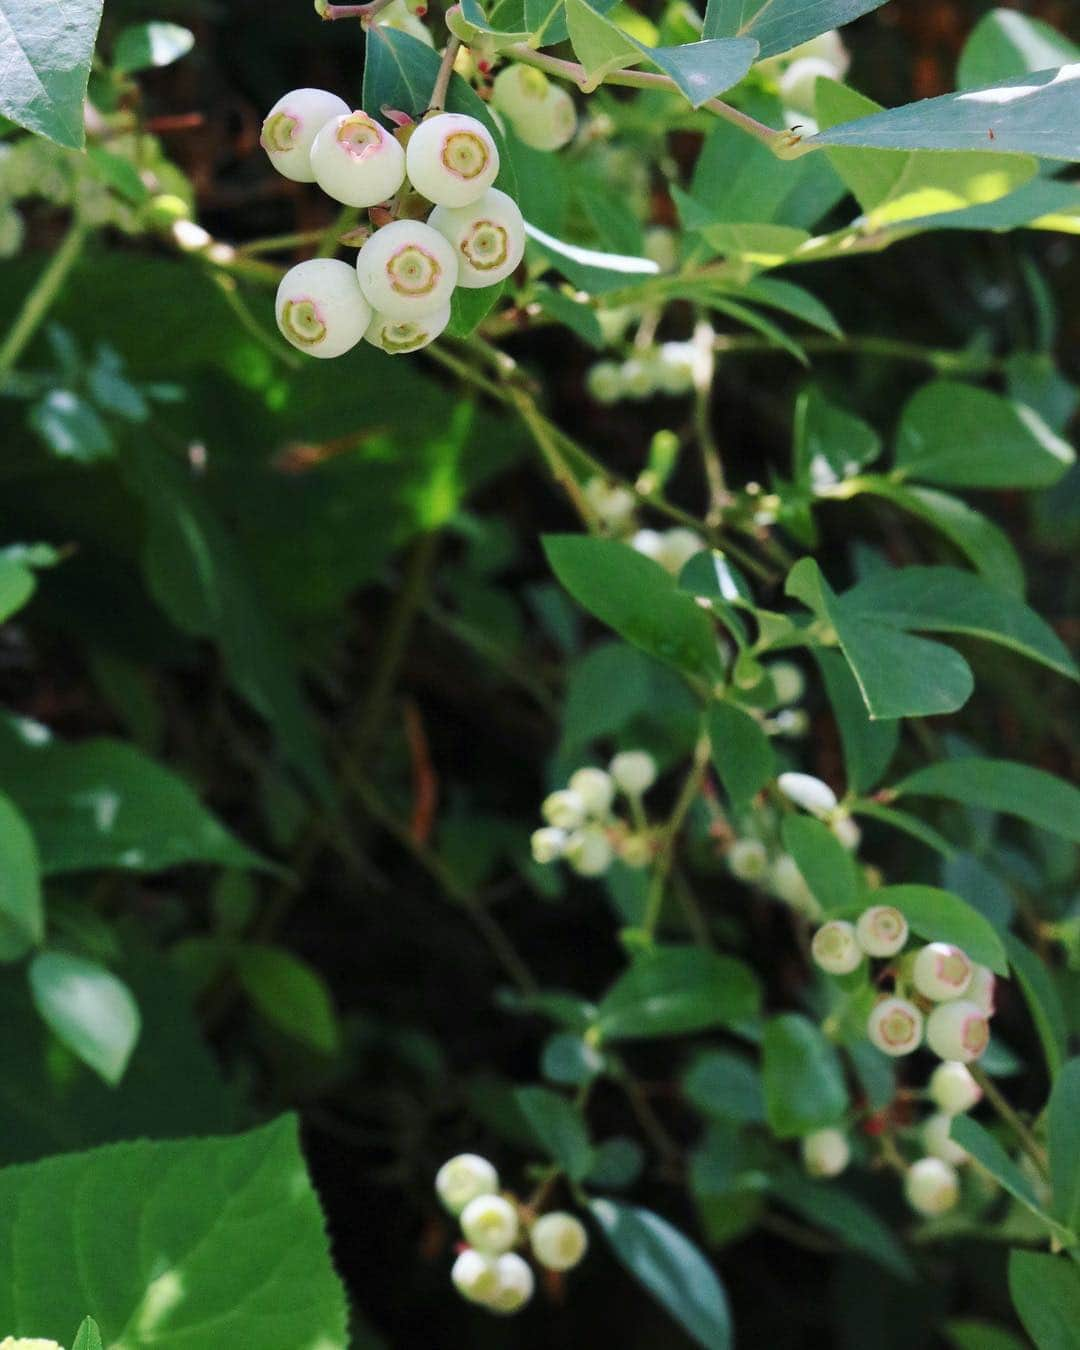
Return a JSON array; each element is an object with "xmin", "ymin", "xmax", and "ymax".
[
  {"xmin": 912, "ymin": 943, "xmax": 974, "ymax": 1002},
  {"xmin": 568, "ymin": 767, "xmax": 615, "ymax": 817},
  {"xmin": 922, "ymin": 1112, "xmax": 969, "ymax": 1166},
  {"xmin": 653, "ymin": 341, "xmax": 696, "ymax": 395},
  {"xmin": 531, "ymin": 826, "xmax": 567, "ymax": 864},
  {"xmin": 830, "ymin": 814, "xmax": 861, "ymax": 852},
  {"xmin": 530, "ymin": 1211, "xmax": 589, "ymax": 1271},
  {"xmin": 644, "ymin": 227, "xmax": 679, "ymax": 274},
  {"xmin": 855, "ymin": 905, "xmax": 909, "ymax": 958},
  {"xmin": 356, "ymin": 219, "xmax": 458, "ymax": 320},
  {"xmin": 925, "ymin": 1000, "xmax": 990, "ymax": 1063},
  {"xmin": 728, "ymin": 838, "xmax": 769, "ymax": 883},
  {"xmin": 768, "ymin": 661, "xmax": 805, "ymax": 706},
  {"xmin": 261, "ymin": 88, "xmax": 351, "ymax": 183},
  {"xmin": 451, "ymin": 1248, "xmax": 500, "ymax": 1304},
  {"xmin": 609, "ymin": 750, "xmax": 657, "ymax": 796},
  {"xmin": 460, "ymin": 1193, "xmax": 519, "ymax": 1255},
  {"xmin": 770, "ymin": 854, "xmax": 821, "ymax": 919},
  {"xmin": 310, "ymin": 111, "xmax": 407, "ymax": 207},
  {"xmin": 541, "ymin": 789, "xmax": 587, "ymax": 830},
  {"xmin": 586, "ymin": 361, "xmax": 624, "ymax": 405},
  {"xmin": 620, "ymin": 833, "xmax": 653, "ymax": 868},
  {"xmin": 801, "ymin": 1127, "xmax": 850, "ymax": 1178},
  {"xmin": 867, "ymin": 996, "xmax": 924, "ymax": 1057},
  {"xmin": 364, "ymin": 302, "xmax": 451, "ymax": 354},
  {"xmin": 778, "ymin": 57, "xmax": 836, "ymax": 115},
  {"xmin": 489, "ymin": 1252, "xmax": 535, "ymax": 1314},
  {"xmin": 928, "ymin": 1061, "xmax": 982, "ymax": 1115},
  {"xmin": 492, "ymin": 66, "xmax": 577, "ymax": 151},
  {"xmin": 406, "ymin": 112, "xmax": 499, "ymax": 207},
  {"xmin": 583, "ymin": 477, "xmax": 636, "ymax": 531},
  {"xmin": 276, "ymin": 258, "xmax": 372, "ymax": 359},
  {"xmin": 968, "ymin": 964, "xmax": 997, "ymax": 1015},
  {"xmin": 631, "ymin": 528, "xmax": 666, "ymax": 564},
  {"xmin": 905, "ymin": 1156, "xmax": 960, "ymax": 1217},
  {"xmin": 564, "ymin": 825, "xmax": 614, "ymax": 877},
  {"xmin": 428, "ymin": 187, "xmax": 525, "ymax": 288},
  {"xmin": 659, "ymin": 527, "xmax": 706, "ymax": 575},
  {"xmin": 772, "ymin": 708, "xmax": 810, "ymax": 738},
  {"xmin": 811, "ymin": 920, "xmax": 862, "ymax": 975},
  {"xmin": 621, "ymin": 355, "xmax": 659, "ymax": 400},
  {"xmin": 777, "ymin": 772, "xmax": 838, "ymax": 817},
  {"xmin": 436, "ymin": 1153, "xmax": 499, "ymax": 1214}
]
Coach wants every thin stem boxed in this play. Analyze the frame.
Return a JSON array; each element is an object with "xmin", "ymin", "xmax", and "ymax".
[
  {"xmin": 972, "ymin": 1065, "xmax": 1050, "ymax": 1178},
  {"xmin": 691, "ymin": 313, "xmax": 726, "ymax": 514},
  {"xmin": 642, "ymin": 732, "xmax": 711, "ymax": 938},
  {"xmin": 429, "ymin": 36, "xmax": 462, "ymax": 113},
  {"xmin": 237, "ymin": 228, "xmax": 330, "ymax": 257},
  {"xmin": 320, "ymin": 0, "xmax": 398, "ymax": 23},
  {"xmin": 0, "ymin": 220, "xmax": 88, "ymax": 384}
]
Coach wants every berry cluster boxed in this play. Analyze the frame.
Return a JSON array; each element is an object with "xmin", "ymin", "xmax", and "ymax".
[
  {"xmin": 586, "ymin": 341, "xmax": 700, "ymax": 405},
  {"xmin": 263, "ymin": 90, "xmax": 525, "ymax": 357},
  {"xmin": 435, "ymin": 1154, "xmax": 588, "ymax": 1315},
  {"xmin": 531, "ymin": 752, "xmax": 659, "ymax": 877}
]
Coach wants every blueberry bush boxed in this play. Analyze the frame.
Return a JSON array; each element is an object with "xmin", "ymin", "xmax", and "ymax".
[{"xmin": 1, "ymin": 0, "xmax": 1079, "ymax": 1346}]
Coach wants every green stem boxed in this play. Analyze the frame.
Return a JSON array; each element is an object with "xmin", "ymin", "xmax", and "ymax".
[
  {"xmin": 642, "ymin": 732, "xmax": 711, "ymax": 938},
  {"xmin": 972, "ymin": 1065, "xmax": 1050, "ymax": 1178},
  {"xmin": 0, "ymin": 220, "xmax": 88, "ymax": 384}
]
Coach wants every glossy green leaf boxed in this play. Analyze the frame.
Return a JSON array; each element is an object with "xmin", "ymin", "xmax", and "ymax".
[
  {"xmin": 773, "ymin": 1172, "xmax": 914, "ymax": 1279},
  {"xmin": 564, "ymin": 0, "xmax": 641, "ymax": 87},
  {"xmin": 894, "ymin": 758, "xmax": 1080, "ymax": 844},
  {"xmin": 733, "ymin": 277, "xmax": 842, "ymax": 337},
  {"xmin": 590, "ymin": 1199, "xmax": 733, "ymax": 1350},
  {"xmin": 236, "ymin": 944, "xmax": 340, "ymax": 1054},
  {"xmin": 544, "ymin": 535, "xmax": 722, "ymax": 682},
  {"xmin": 874, "ymin": 884, "xmax": 1007, "ymax": 974},
  {"xmin": 794, "ymin": 385, "xmax": 880, "ymax": 490},
  {"xmin": 1047, "ymin": 1058, "xmax": 1080, "ymax": 1232},
  {"xmin": 945, "ymin": 1319, "xmax": 1027, "ymax": 1350},
  {"xmin": 28, "ymin": 952, "xmax": 140, "ymax": 1086},
  {"xmin": 0, "ymin": 0, "xmax": 104, "ymax": 148},
  {"xmin": 683, "ymin": 1051, "xmax": 764, "ymax": 1122},
  {"xmin": 535, "ymin": 287, "xmax": 605, "ymax": 349},
  {"xmin": 0, "ymin": 1116, "xmax": 348, "ymax": 1347},
  {"xmin": 71, "ymin": 1317, "xmax": 104, "ymax": 1350},
  {"xmin": 1008, "ymin": 1251, "xmax": 1080, "ymax": 1350},
  {"xmin": 596, "ymin": 946, "xmax": 761, "ymax": 1040},
  {"xmin": 113, "ymin": 22, "xmax": 195, "ymax": 74},
  {"xmin": 1005, "ymin": 933, "xmax": 1067, "ymax": 1083},
  {"xmin": 816, "ymin": 650, "xmax": 898, "ymax": 793},
  {"xmin": 781, "ymin": 815, "xmax": 860, "ymax": 915},
  {"xmin": 709, "ymin": 701, "xmax": 774, "ymax": 811},
  {"xmin": 525, "ymin": 220, "xmax": 658, "ymax": 294},
  {"xmin": 852, "ymin": 801, "xmax": 958, "ymax": 858},
  {"xmin": 702, "ymin": 0, "xmax": 887, "ymax": 60},
  {"xmin": 447, "ymin": 281, "xmax": 505, "ymax": 338},
  {"xmin": 958, "ymin": 11, "xmax": 1080, "ymax": 90},
  {"xmin": 515, "ymin": 1085, "xmax": 594, "ymax": 1180},
  {"xmin": 951, "ymin": 1117, "xmax": 1056, "ymax": 1229},
  {"xmin": 0, "ymin": 791, "xmax": 44, "ymax": 962},
  {"xmin": 634, "ymin": 37, "xmax": 759, "ymax": 108},
  {"xmin": 28, "ymin": 390, "xmax": 114, "ymax": 463},
  {"xmin": 895, "ymin": 382, "xmax": 1074, "ymax": 489},
  {"xmin": 762, "ymin": 1013, "xmax": 848, "ymax": 1138}
]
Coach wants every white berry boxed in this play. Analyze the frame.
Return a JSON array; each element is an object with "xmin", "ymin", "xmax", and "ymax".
[
  {"xmin": 356, "ymin": 219, "xmax": 458, "ymax": 320},
  {"xmin": 811, "ymin": 920, "xmax": 862, "ymax": 975},
  {"xmin": 905, "ymin": 1157, "xmax": 960, "ymax": 1217},
  {"xmin": 406, "ymin": 112, "xmax": 499, "ymax": 207},
  {"xmin": 925, "ymin": 1000, "xmax": 990, "ymax": 1063},
  {"xmin": 365, "ymin": 302, "xmax": 451, "ymax": 354},
  {"xmin": 451, "ymin": 1248, "xmax": 500, "ymax": 1304},
  {"xmin": 489, "ymin": 1252, "xmax": 535, "ymax": 1314},
  {"xmin": 568, "ymin": 767, "xmax": 615, "ymax": 817},
  {"xmin": 968, "ymin": 964, "xmax": 997, "ymax": 1015},
  {"xmin": 801, "ymin": 1127, "xmax": 850, "ymax": 1178},
  {"xmin": 542, "ymin": 789, "xmax": 587, "ymax": 830},
  {"xmin": 428, "ymin": 187, "xmax": 525, "ymax": 288},
  {"xmin": 261, "ymin": 88, "xmax": 350, "ymax": 182},
  {"xmin": 586, "ymin": 361, "xmax": 624, "ymax": 405},
  {"xmin": 912, "ymin": 943, "xmax": 974, "ymax": 1002},
  {"xmin": 609, "ymin": 750, "xmax": 657, "ymax": 795},
  {"xmin": 530, "ymin": 826, "xmax": 567, "ymax": 864},
  {"xmin": 777, "ymin": 772, "xmax": 838, "ymax": 816},
  {"xmin": 922, "ymin": 1112, "xmax": 969, "ymax": 1166},
  {"xmin": 659, "ymin": 527, "xmax": 706, "ymax": 575},
  {"xmin": 530, "ymin": 1211, "xmax": 589, "ymax": 1271},
  {"xmin": 460, "ymin": 1193, "xmax": 519, "ymax": 1255},
  {"xmin": 867, "ymin": 996, "xmax": 924, "ymax": 1056},
  {"xmin": 435, "ymin": 1153, "xmax": 499, "ymax": 1214},
  {"xmin": 564, "ymin": 825, "xmax": 614, "ymax": 877},
  {"xmin": 492, "ymin": 65, "xmax": 577, "ymax": 151},
  {"xmin": 855, "ymin": 905, "xmax": 908, "ymax": 958},
  {"xmin": 928, "ymin": 1061, "xmax": 982, "ymax": 1115},
  {"xmin": 275, "ymin": 258, "xmax": 372, "ymax": 359},
  {"xmin": 728, "ymin": 838, "xmax": 769, "ymax": 883},
  {"xmin": 310, "ymin": 111, "xmax": 406, "ymax": 207},
  {"xmin": 768, "ymin": 661, "xmax": 805, "ymax": 706},
  {"xmin": 583, "ymin": 477, "xmax": 636, "ymax": 530}
]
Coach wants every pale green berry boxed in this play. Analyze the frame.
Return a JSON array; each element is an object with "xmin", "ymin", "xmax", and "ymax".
[
  {"xmin": 968, "ymin": 964, "xmax": 996, "ymax": 1015},
  {"xmin": 492, "ymin": 66, "xmax": 577, "ymax": 151},
  {"xmin": 586, "ymin": 361, "xmax": 624, "ymax": 405},
  {"xmin": 928, "ymin": 1061, "xmax": 982, "ymax": 1115},
  {"xmin": 406, "ymin": 112, "xmax": 499, "ymax": 207},
  {"xmin": 568, "ymin": 767, "xmax": 615, "ymax": 817},
  {"xmin": 452, "ymin": 1248, "xmax": 500, "ymax": 1304},
  {"xmin": 643, "ymin": 227, "xmax": 678, "ymax": 274},
  {"xmin": 460, "ymin": 1193, "xmax": 519, "ymax": 1255},
  {"xmin": 356, "ymin": 219, "xmax": 458, "ymax": 320},
  {"xmin": 728, "ymin": 838, "xmax": 769, "ymax": 883},
  {"xmin": 905, "ymin": 1156, "xmax": 960, "ymax": 1217},
  {"xmin": 801, "ymin": 1127, "xmax": 850, "ymax": 1178},
  {"xmin": 436, "ymin": 1153, "xmax": 499, "ymax": 1214},
  {"xmin": 531, "ymin": 826, "xmax": 567, "ymax": 864},
  {"xmin": 777, "ymin": 772, "xmax": 838, "ymax": 816},
  {"xmin": 489, "ymin": 1251, "xmax": 535, "ymax": 1313},
  {"xmin": 609, "ymin": 750, "xmax": 657, "ymax": 795},
  {"xmin": 922, "ymin": 1112, "xmax": 969, "ymax": 1166},
  {"xmin": 855, "ymin": 905, "xmax": 908, "ymax": 958},
  {"xmin": 542, "ymin": 789, "xmax": 587, "ymax": 830},
  {"xmin": 778, "ymin": 56, "xmax": 837, "ymax": 115},
  {"xmin": 654, "ymin": 341, "xmax": 696, "ymax": 395},
  {"xmin": 364, "ymin": 302, "xmax": 451, "ymax": 355},
  {"xmin": 768, "ymin": 661, "xmax": 805, "ymax": 706},
  {"xmin": 912, "ymin": 943, "xmax": 974, "ymax": 1002},
  {"xmin": 620, "ymin": 833, "xmax": 653, "ymax": 868},
  {"xmin": 925, "ymin": 1000, "xmax": 990, "ymax": 1063},
  {"xmin": 564, "ymin": 825, "xmax": 614, "ymax": 877},
  {"xmin": 261, "ymin": 88, "xmax": 350, "ymax": 183},
  {"xmin": 276, "ymin": 258, "xmax": 372, "ymax": 358},
  {"xmin": 310, "ymin": 111, "xmax": 407, "ymax": 208},
  {"xmin": 867, "ymin": 996, "xmax": 924, "ymax": 1057},
  {"xmin": 630, "ymin": 528, "xmax": 666, "ymax": 565},
  {"xmin": 376, "ymin": 0, "xmax": 434, "ymax": 45},
  {"xmin": 772, "ymin": 708, "xmax": 810, "ymax": 738},
  {"xmin": 428, "ymin": 187, "xmax": 525, "ymax": 288},
  {"xmin": 583, "ymin": 477, "xmax": 637, "ymax": 530},
  {"xmin": 621, "ymin": 354, "xmax": 658, "ymax": 400},
  {"xmin": 530, "ymin": 1211, "xmax": 589, "ymax": 1272},
  {"xmin": 811, "ymin": 920, "xmax": 861, "ymax": 975}
]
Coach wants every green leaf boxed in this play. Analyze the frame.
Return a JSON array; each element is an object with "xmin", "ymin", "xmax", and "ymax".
[
  {"xmin": 951, "ymin": 1117, "xmax": 1053, "ymax": 1227},
  {"xmin": 816, "ymin": 650, "xmax": 898, "ymax": 793},
  {"xmin": 762, "ymin": 1013, "xmax": 848, "ymax": 1138},
  {"xmin": 772, "ymin": 1172, "xmax": 914, "ymax": 1280},
  {"xmin": 945, "ymin": 1321, "xmax": 1027, "ymax": 1350},
  {"xmin": 544, "ymin": 535, "xmax": 722, "ymax": 682},
  {"xmin": 1008, "ymin": 1251, "xmax": 1080, "ymax": 1350},
  {"xmin": 0, "ymin": 0, "xmax": 104, "ymax": 148},
  {"xmin": 702, "ymin": 0, "xmax": 887, "ymax": 60},
  {"xmin": 693, "ymin": 221, "xmax": 811, "ymax": 267},
  {"xmin": 235, "ymin": 944, "xmax": 340, "ymax": 1054},
  {"xmin": 807, "ymin": 65, "xmax": 1080, "ymax": 163},
  {"xmin": 633, "ymin": 37, "xmax": 760, "ymax": 109},
  {"xmin": 586, "ymin": 1136, "xmax": 645, "ymax": 1189},
  {"xmin": 781, "ymin": 815, "xmax": 860, "ymax": 915},
  {"xmin": 874, "ymin": 884, "xmax": 1007, "ymax": 974},
  {"xmin": 958, "ymin": 11, "xmax": 1080, "ymax": 90},
  {"xmin": 28, "ymin": 951, "xmax": 140, "ymax": 1086},
  {"xmin": 1004, "ymin": 933, "xmax": 1067, "ymax": 1083},
  {"xmin": 708, "ymin": 701, "xmax": 775, "ymax": 811},
  {"xmin": 0, "ymin": 713, "xmax": 269, "ymax": 875},
  {"xmin": 852, "ymin": 801, "xmax": 958, "ymax": 857},
  {"xmin": 0, "ymin": 1116, "xmax": 348, "ymax": 1347},
  {"xmin": 113, "ymin": 22, "xmax": 195, "ymax": 74},
  {"xmin": 1047, "ymin": 1058, "xmax": 1080, "ymax": 1232},
  {"xmin": 590, "ymin": 1199, "xmax": 733, "ymax": 1350},
  {"xmin": 596, "ymin": 946, "xmax": 761, "ymax": 1040},
  {"xmin": 732, "ymin": 277, "xmax": 842, "ymax": 337},
  {"xmin": 514, "ymin": 1085, "xmax": 594, "ymax": 1180},
  {"xmin": 0, "ymin": 791, "xmax": 43, "ymax": 962},
  {"xmin": 794, "ymin": 385, "xmax": 880, "ymax": 490},
  {"xmin": 564, "ymin": 0, "xmax": 642, "ymax": 88},
  {"xmin": 535, "ymin": 286, "xmax": 605, "ymax": 349},
  {"xmin": 525, "ymin": 220, "xmax": 659, "ymax": 295},
  {"xmin": 447, "ymin": 280, "xmax": 505, "ymax": 338},
  {"xmin": 895, "ymin": 382, "xmax": 1074, "ymax": 489},
  {"xmin": 682, "ymin": 1050, "xmax": 764, "ymax": 1122},
  {"xmin": 541, "ymin": 1031, "xmax": 604, "ymax": 1085},
  {"xmin": 0, "ymin": 554, "xmax": 36, "ymax": 623},
  {"xmin": 72, "ymin": 1316, "xmax": 104, "ymax": 1350},
  {"xmin": 894, "ymin": 758, "xmax": 1080, "ymax": 844},
  {"xmin": 28, "ymin": 390, "xmax": 115, "ymax": 463}
]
